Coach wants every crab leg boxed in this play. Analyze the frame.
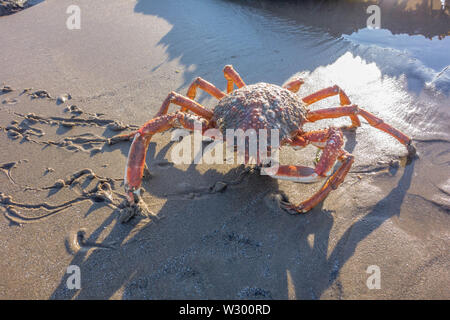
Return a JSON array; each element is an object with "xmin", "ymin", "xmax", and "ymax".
[
  {"xmin": 155, "ymin": 91, "xmax": 214, "ymax": 119},
  {"xmin": 283, "ymin": 78, "xmax": 305, "ymax": 93},
  {"xmin": 302, "ymin": 85, "xmax": 361, "ymax": 128},
  {"xmin": 111, "ymin": 92, "xmax": 213, "ymax": 144},
  {"xmin": 124, "ymin": 112, "xmax": 209, "ymax": 202},
  {"xmin": 266, "ymin": 128, "xmax": 351, "ymax": 213},
  {"xmin": 306, "ymin": 104, "xmax": 416, "ymax": 156},
  {"xmin": 264, "ymin": 128, "xmax": 344, "ymax": 183},
  {"xmin": 280, "ymin": 151, "xmax": 354, "ymax": 214},
  {"xmin": 187, "ymin": 77, "xmax": 226, "ymax": 100},
  {"xmin": 289, "ymin": 128, "xmax": 333, "ymax": 149},
  {"xmin": 223, "ymin": 65, "xmax": 246, "ymax": 93}
]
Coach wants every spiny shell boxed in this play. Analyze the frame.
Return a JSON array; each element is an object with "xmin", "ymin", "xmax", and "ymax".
[{"xmin": 212, "ymin": 83, "xmax": 307, "ymax": 142}]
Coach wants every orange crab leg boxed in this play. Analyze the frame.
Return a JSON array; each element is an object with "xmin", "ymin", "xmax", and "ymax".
[
  {"xmin": 313, "ymin": 128, "xmax": 344, "ymax": 175},
  {"xmin": 306, "ymin": 105, "xmax": 415, "ymax": 156},
  {"xmin": 223, "ymin": 65, "xmax": 246, "ymax": 93},
  {"xmin": 281, "ymin": 152, "xmax": 354, "ymax": 214},
  {"xmin": 112, "ymin": 92, "xmax": 213, "ymax": 145},
  {"xmin": 125, "ymin": 132, "xmax": 152, "ymax": 193},
  {"xmin": 124, "ymin": 112, "xmax": 209, "ymax": 202},
  {"xmin": 302, "ymin": 85, "xmax": 361, "ymax": 128},
  {"xmin": 155, "ymin": 91, "xmax": 214, "ymax": 119},
  {"xmin": 289, "ymin": 129, "xmax": 332, "ymax": 149},
  {"xmin": 265, "ymin": 128, "xmax": 344, "ymax": 183},
  {"xmin": 283, "ymin": 78, "xmax": 305, "ymax": 93},
  {"xmin": 187, "ymin": 77, "xmax": 226, "ymax": 100}
]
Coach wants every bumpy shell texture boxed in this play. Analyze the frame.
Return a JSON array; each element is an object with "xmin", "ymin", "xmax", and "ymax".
[{"xmin": 212, "ymin": 83, "xmax": 307, "ymax": 143}]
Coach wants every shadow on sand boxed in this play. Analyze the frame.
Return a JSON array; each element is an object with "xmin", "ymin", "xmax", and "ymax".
[{"xmin": 50, "ymin": 128, "xmax": 416, "ymax": 299}]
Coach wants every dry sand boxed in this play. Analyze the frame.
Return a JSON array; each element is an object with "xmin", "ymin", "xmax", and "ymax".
[{"xmin": 0, "ymin": 0, "xmax": 449, "ymax": 299}]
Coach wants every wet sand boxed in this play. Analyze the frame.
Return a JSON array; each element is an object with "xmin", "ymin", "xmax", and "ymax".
[{"xmin": 0, "ymin": 0, "xmax": 449, "ymax": 299}]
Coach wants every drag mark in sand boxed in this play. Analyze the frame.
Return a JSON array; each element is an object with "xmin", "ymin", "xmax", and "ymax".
[
  {"xmin": 24, "ymin": 89, "xmax": 54, "ymax": 100},
  {"xmin": 14, "ymin": 112, "xmax": 138, "ymax": 132},
  {"xmin": 4, "ymin": 119, "xmax": 44, "ymax": 141},
  {"xmin": 2, "ymin": 98, "xmax": 18, "ymax": 105},
  {"xmin": 20, "ymin": 88, "xmax": 71, "ymax": 104},
  {"xmin": 0, "ymin": 85, "xmax": 14, "ymax": 94},
  {"xmin": 0, "ymin": 159, "xmax": 28, "ymax": 184},
  {"xmin": 1, "ymin": 168, "xmax": 127, "ymax": 224},
  {"xmin": 1, "ymin": 99, "xmax": 250, "ymax": 223},
  {"xmin": 45, "ymin": 133, "xmax": 110, "ymax": 154},
  {"xmin": 66, "ymin": 228, "xmax": 118, "ymax": 254},
  {"xmin": 1, "ymin": 192, "xmax": 78, "ymax": 224},
  {"xmin": 1, "ymin": 109, "xmax": 139, "ymax": 153}
]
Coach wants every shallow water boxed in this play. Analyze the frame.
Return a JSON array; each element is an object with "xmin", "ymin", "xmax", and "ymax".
[{"xmin": 135, "ymin": 0, "xmax": 449, "ymax": 129}]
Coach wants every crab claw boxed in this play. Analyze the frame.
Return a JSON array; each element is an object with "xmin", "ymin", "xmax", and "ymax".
[{"xmin": 124, "ymin": 131, "xmax": 151, "ymax": 203}]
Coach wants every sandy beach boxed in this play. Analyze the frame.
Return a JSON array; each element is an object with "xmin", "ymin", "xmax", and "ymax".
[{"xmin": 0, "ymin": 0, "xmax": 449, "ymax": 299}]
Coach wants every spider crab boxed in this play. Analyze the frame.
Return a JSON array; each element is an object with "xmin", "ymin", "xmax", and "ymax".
[{"xmin": 115, "ymin": 65, "xmax": 415, "ymax": 216}]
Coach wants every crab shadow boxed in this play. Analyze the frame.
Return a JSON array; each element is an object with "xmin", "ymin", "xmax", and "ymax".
[{"xmin": 50, "ymin": 129, "xmax": 415, "ymax": 299}]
